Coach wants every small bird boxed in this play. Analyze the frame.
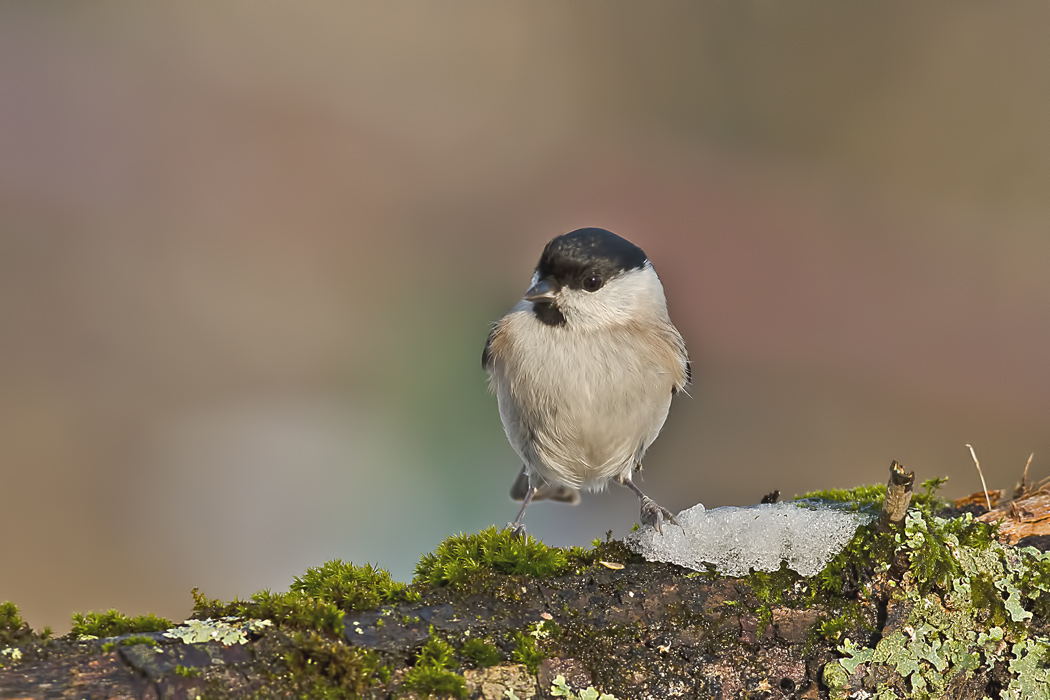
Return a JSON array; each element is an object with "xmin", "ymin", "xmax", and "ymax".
[{"xmin": 482, "ymin": 227, "xmax": 690, "ymax": 534}]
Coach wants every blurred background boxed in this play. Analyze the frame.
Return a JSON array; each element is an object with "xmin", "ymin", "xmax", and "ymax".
[{"xmin": 1, "ymin": 3, "xmax": 1048, "ymax": 633}]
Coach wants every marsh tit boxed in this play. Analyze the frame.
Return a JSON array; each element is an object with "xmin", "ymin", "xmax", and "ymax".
[{"xmin": 482, "ymin": 227, "xmax": 690, "ymax": 534}]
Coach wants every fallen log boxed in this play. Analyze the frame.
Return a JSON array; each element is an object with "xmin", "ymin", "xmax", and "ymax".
[{"xmin": 3, "ymin": 464, "xmax": 1050, "ymax": 699}]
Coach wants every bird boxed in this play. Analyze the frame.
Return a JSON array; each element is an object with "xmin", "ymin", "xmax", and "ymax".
[{"xmin": 482, "ymin": 227, "xmax": 690, "ymax": 535}]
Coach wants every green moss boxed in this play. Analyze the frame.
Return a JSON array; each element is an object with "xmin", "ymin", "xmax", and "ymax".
[
  {"xmin": 401, "ymin": 665, "xmax": 468, "ymax": 699},
  {"xmin": 237, "ymin": 590, "xmax": 343, "ymax": 634},
  {"xmin": 813, "ymin": 599, "xmax": 871, "ymax": 645},
  {"xmin": 173, "ymin": 664, "xmax": 200, "ymax": 678},
  {"xmin": 191, "ymin": 560, "xmax": 419, "ymax": 635},
  {"xmin": 185, "ymin": 530, "xmax": 598, "ymax": 656},
  {"xmin": 291, "ymin": 560, "xmax": 420, "ymax": 612},
  {"xmin": 902, "ymin": 511, "xmax": 996, "ymax": 594},
  {"xmin": 810, "ymin": 520, "xmax": 898, "ymax": 601},
  {"xmin": 0, "ymin": 602, "xmax": 31, "ymax": 647},
  {"xmin": 414, "ymin": 526, "xmax": 581, "ymax": 588},
  {"xmin": 742, "ymin": 534, "xmax": 877, "ymax": 643},
  {"xmin": 0, "ymin": 602, "xmax": 24, "ymax": 634},
  {"xmin": 402, "ymin": 627, "xmax": 468, "ymax": 699},
  {"xmin": 809, "ymin": 474, "xmax": 957, "ymax": 599},
  {"xmin": 795, "ymin": 484, "xmax": 887, "ymax": 512},
  {"xmin": 69, "ymin": 610, "xmax": 172, "ymax": 639},
  {"xmin": 914, "ymin": 477, "xmax": 951, "ymax": 513},
  {"xmin": 188, "ymin": 587, "xmax": 229, "ymax": 617},
  {"xmin": 282, "ymin": 630, "xmax": 385, "ymax": 698},
  {"xmin": 191, "ymin": 587, "xmax": 343, "ymax": 634},
  {"xmin": 816, "ymin": 613, "xmax": 852, "ymax": 643},
  {"xmin": 795, "ymin": 475, "xmax": 948, "ymax": 516},
  {"xmin": 459, "ymin": 637, "xmax": 501, "ymax": 667},
  {"xmin": 416, "ymin": 629, "xmax": 456, "ymax": 669},
  {"xmin": 122, "ymin": 635, "xmax": 158, "ymax": 647},
  {"xmin": 587, "ymin": 539, "xmax": 633, "ymax": 569},
  {"xmin": 743, "ymin": 564, "xmax": 799, "ymax": 633},
  {"xmin": 511, "ymin": 630, "xmax": 545, "ymax": 674}
]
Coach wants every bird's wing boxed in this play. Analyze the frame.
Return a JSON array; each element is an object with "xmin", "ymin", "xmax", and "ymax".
[{"xmin": 481, "ymin": 323, "xmax": 500, "ymax": 371}]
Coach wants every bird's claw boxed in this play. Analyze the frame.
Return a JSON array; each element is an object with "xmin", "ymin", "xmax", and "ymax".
[
  {"xmin": 506, "ymin": 522, "xmax": 527, "ymax": 540},
  {"xmin": 640, "ymin": 497, "xmax": 681, "ymax": 535}
]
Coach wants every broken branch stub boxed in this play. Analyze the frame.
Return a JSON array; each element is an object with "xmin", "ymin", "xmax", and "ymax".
[{"xmin": 878, "ymin": 460, "xmax": 915, "ymax": 531}]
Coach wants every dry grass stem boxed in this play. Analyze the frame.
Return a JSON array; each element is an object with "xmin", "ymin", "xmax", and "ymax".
[
  {"xmin": 1022, "ymin": 452, "xmax": 1035, "ymax": 494},
  {"xmin": 965, "ymin": 443, "xmax": 992, "ymax": 511},
  {"xmin": 966, "ymin": 452, "xmax": 1050, "ymax": 545}
]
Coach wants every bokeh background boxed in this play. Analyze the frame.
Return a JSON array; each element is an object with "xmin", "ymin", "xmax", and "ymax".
[{"xmin": 2, "ymin": 3, "xmax": 1048, "ymax": 633}]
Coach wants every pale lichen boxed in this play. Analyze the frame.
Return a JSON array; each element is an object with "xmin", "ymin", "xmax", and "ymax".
[
  {"xmin": 825, "ymin": 510, "xmax": 1050, "ymax": 699},
  {"xmin": 1004, "ymin": 637, "xmax": 1050, "ymax": 700},
  {"xmin": 549, "ymin": 674, "xmax": 621, "ymax": 700},
  {"xmin": 163, "ymin": 617, "xmax": 271, "ymax": 645}
]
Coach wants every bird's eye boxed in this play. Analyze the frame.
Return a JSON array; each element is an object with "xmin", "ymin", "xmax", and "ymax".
[{"xmin": 583, "ymin": 274, "xmax": 604, "ymax": 292}]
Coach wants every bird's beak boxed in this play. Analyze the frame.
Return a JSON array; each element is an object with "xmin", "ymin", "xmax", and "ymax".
[{"xmin": 524, "ymin": 279, "xmax": 559, "ymax": 303}]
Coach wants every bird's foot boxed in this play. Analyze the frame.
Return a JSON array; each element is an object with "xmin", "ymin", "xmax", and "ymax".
[
  {"xmin": 506, "ymin": 522, "xmax": 527, "ymax": 540},
  {"xmin": 640, "ymin": 497, "xmax": 681, "ymax": 536}
]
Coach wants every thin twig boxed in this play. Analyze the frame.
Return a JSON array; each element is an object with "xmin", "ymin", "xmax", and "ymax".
[{"xmin": 966, "ymin": 443, "xmax": 992, "ymax": 511}]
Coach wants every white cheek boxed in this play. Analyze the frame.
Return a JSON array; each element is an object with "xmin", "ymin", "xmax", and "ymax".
[
  {"xmin": 558, "ymin": 267, "xmax": 667, "ymax": 328},
  {"xmin": 560, "ymin": 289, "xmax": 623, "ymax": 326}
]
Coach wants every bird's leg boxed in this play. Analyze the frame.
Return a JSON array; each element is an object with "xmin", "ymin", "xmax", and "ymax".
[
  {"xmin": 617, "ymin": 471, "xmax": 681, "ymax": 535},
  {"xmin": 508, "ymin": 483, "xmax": 537, "ymax": 538}
]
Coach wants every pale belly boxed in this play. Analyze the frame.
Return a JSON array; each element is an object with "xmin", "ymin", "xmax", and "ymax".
[{"xmin": 495, "ymin": 321, "xmax": 674, "ymax": 491}]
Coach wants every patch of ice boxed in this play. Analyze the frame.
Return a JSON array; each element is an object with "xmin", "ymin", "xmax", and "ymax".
[{"xmin": 626, "ymin": 501, "xmax": 871, "ymax": 577}]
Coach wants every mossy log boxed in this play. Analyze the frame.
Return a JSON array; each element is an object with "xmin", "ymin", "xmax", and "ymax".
[
  {"xmin": 4, "ymin": 472, "xmax": 1050, "ymax": 699},
  {"xmin": 0, "ymin": 551, "xmax": 856, "ymax": 699}
]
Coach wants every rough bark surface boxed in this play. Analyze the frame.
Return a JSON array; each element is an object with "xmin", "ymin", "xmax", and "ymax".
[{"xmin": 0, "ymin": 554, "xmax": 845, "ymax": 699}]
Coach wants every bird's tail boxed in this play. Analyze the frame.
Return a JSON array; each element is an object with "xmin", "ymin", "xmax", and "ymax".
[{"xmin": 509, "ymin": 465, "xmax": 580, "ymax": 505}]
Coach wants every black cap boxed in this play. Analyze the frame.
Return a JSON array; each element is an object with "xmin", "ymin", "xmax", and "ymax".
[{"xmin": 535, "ymin": 228, "xmax": 648, "ymax": 290}]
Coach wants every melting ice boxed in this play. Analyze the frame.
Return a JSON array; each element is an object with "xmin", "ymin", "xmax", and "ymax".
[{"xmin": 626, "ymin": 501, "xmax": 871, "ymax": 577}]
